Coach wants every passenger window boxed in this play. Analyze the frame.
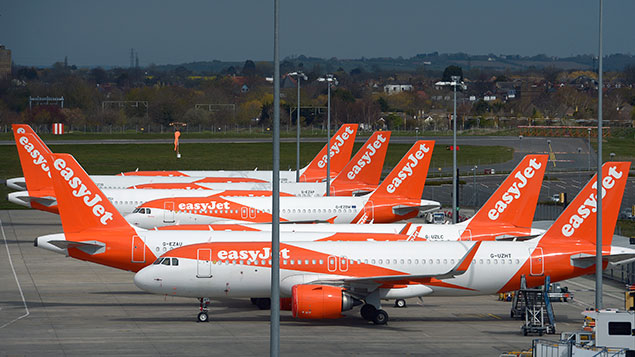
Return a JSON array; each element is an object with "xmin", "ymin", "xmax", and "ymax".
[
  {"xmin": 311, "ymin": 260, "xmax": 316, "ymax": 265},
  {"xmin": 305, "ymin": 260, "xmax": 309, "ymax": 265}
]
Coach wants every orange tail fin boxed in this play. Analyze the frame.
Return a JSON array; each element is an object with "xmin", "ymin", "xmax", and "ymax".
[
  {"xmin": 13, "ymin": 125, "xmax": 54, "ymax": 192},
  {"xmin": 369, "ymin": 140, "xmax": 434, "ymax": 200},
  {"xmin": 332, "ymin": 131, "xmax": 391, "ymax": 187},
  {"xmin": 467, "ymin": 154, "xmax": 548, "ymax": 229},
  {"xmin": 48, "ymin": 153, "xmax": 131, "ymax": 233},
  {"xmin": 299, "ymin": 124, "xmax": 358, "ymax": 182},
  {"xmin": 541, "ymin": 162, "xmax": 630, "ymax": 247}
]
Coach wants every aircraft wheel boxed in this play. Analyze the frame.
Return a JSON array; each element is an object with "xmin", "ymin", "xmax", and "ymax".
[
  {"xmin": 360, "ymin": 304, "xmax": 376, "ymax": 320},
  {"xmin": 197, "ymin": 311, "xmax": 209, "ymax": 323},
  {"xmin": 394, "ymin": 299, "xmax": 406, "ymax": 308},
  {"xmin": 372, "ymin": 309, "xmax": 389, "ymax": 325}
]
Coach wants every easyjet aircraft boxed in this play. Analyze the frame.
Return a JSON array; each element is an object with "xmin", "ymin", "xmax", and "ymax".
[
  {"xmin": 9, "ymin": 131, "xmax": 388, "ymax": 215},
  {"xmin": 9, "ymin": 132, "xmax": 287, "ymax": 215},
  {"xmin": 128, "ymin": 131, "xmax": 392, "ymax": 196},
  {"xmin": 169, "ymin": 154, "xmax": 549, "ymax": 241},
  {"xmin": 125, "ymin": 141, "xmax": 440, "ymax": 228},
  {"xmin": 133, "ymin": 162, "xmax": 634, "ymax": 324},
  {"xmin": 7, "ymin": 123, "xmax": 359, "ymax": 192},
  {"xmin": 36, "ymin": 152, "xmax": 461, "ymax": 274},
  {"xmin": 119, "ymin": 124, "xmax": 359, "ymax": 183}
]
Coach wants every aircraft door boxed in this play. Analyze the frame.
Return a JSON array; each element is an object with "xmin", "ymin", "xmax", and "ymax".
[
  {"xmin": 529, "ymin": 247, "xmax": 544, "ymax": 276},
  {"xmin": 197, "ymin": 248, "xmax": 213, "ymax": 278},
  {"xmin": 327, "ymin": 256, "xmax": 337, "ymax": 272},
  {"xmin": 164, "ymin": 201, "xmax": 175, "ymax": 223},
  {"xmin": 131, "ymin": 235, "xmax": 145, "ymax": 263},
  {"xmin": 363, "ymin": 200, "xmax": 374, "ymax": 223},
  {"xmin": 339, "ymin": 256, "xmax": 349, "ymax": 272},
  {"xmin": 249, "ymin": 207, "xmax": 256, "ymax": 219},
  {"xmin": 241, "ymin": 207, "xmax": 248, "ymax": 219},
  {"xmin": 458, "ymin": 229, "xmax": 472, "ymax": 241}
]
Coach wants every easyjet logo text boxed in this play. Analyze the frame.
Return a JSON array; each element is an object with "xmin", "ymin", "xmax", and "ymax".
[
  {"xmin": 317, "ymin": 126, "xmax": 355, "ymax": 168},
  {"xmin": 561, "ymin": 166, "xmax": 623, "ymax": 237},
  {"xmin": 347, "ymin": 133, "xmax": 387, "ymax": 180},
  {"xmin": 216, "ymin": 247, "xmax": 290, "ymax": 260},
  {"xmin": 386, "ymin": 143, "xmax": 430, "ymax": 194},
  {"xmin": 53, "ymin": 158, "xmax": 114, "ymax": 225},
  {"xmin": 488, "ymin": 158, "xmax": 542, "ymax": 220},
  {"xmin": 178, "ymin": 201, "xmax": 230, "ymax": 211},
  {"xmin": 16, "ymin": 129, "xmax": 51, "ymax": 179}
]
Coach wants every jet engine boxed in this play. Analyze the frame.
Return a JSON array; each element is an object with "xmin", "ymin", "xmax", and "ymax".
[{"xmin": 291, "ymin": 284, "xmax": 358, "ymax": 319}]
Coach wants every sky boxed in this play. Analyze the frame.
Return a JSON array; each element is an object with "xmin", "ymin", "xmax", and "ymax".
[{"xmin": 2, "ymin": 0, "xmax": 634, "ymax": 67}]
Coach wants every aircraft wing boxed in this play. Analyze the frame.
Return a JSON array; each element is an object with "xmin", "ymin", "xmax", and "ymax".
[{"xmin": 311, "ymin": 241, "xmax": 481, "ymax": 287}]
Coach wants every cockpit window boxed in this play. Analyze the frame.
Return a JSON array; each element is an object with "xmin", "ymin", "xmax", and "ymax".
[
  {"xmin": 139, "ymin": 208, "xmax": 146, "ymax": 214},
  {"xmin": 161, "ymin": 258, "xmax": 171, "ymax": 266},
  {"xmin": 133, "ymin": 208, "xmax": 140, "ymax": 214},
  {"xmin": 153, "ymin": 258, "xmax": 163, "ymax": 265},
  {"xmin": 171, "ymin": 258, "xmax": 179, "ymax": 266},
  {"xmin": 146, "ymin": 208, "xmax": 151, "ymax": 214}
]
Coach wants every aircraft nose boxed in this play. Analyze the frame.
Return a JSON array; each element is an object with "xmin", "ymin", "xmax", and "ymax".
[{"xmin": 134, "ymin": 266, "xmax": 163, "ymax": 294}]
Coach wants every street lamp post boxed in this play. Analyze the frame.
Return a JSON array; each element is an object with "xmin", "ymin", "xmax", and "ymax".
[
  {"xmin": 435, "ymin": 76, "xmax": 465, "ymax": 223},
  {"xmin": 451, "ymin": 75, "xmax": 460, "ymax": 223},
  {"xmin": 472, "ymin": 165, "xmax": 478, "ymax": 207},
  {"xmin": 288, "ymin": 71, "xmax": 308, "ymax": 182},
  {"xmin": 587, "ymin": 127, "xmax": 591, "ymax": 171},
  {"xmin": 317, "ymin": 74, "xmax": 338, "ymax": 196}
]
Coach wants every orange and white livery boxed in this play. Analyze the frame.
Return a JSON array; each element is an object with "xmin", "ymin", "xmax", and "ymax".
[
  {"xmin": 134, "ymin": 162, "xmax": 634, "ymax": 324},
  {"xmin": 125, "ymin": 141, "xmax": 440, "ymax": 227},
  {"xmin": 129, "ymin": 131, "xmax": 391, "ymax": 196},
  {"xmin": 118, "ymin": 123, "xmax": 359, "ymax": 183},
  {"xmin": 8, "ymin": 124, "xmax": 368, "ymax": 214},
  {"xmin": 181, "ymin": 154, "xmax": 549, "ymax": 241}
]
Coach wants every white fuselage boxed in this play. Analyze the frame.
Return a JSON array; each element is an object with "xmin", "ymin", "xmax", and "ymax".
[
  {"xmin": 134, "ymin": 240, "xmax": 539, "ymax": 299},
  {"xmin": 125, "ymin": 195, "xmax": 440, "ymax": 228}
]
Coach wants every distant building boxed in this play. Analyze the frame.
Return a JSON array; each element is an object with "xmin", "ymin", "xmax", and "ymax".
[
  {"xmin": 383, "ymin": 84, "xmax": 413, "ymax": 95},
  {"xmin": 0, "ymin": 45, "xmax": 11, "ymax": 78}
]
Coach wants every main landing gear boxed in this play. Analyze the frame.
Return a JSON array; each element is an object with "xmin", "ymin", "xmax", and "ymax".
[
  {"xmin": 250, "ymin": 297, "xmax": 271, "ymax": 310},
  {"xmin": 360, "ymin": 304, "xmax": 389, "ymax": 325},
  {"xmin": 197, "ymin": 297, "xmax": 210, "ymax": 322}
]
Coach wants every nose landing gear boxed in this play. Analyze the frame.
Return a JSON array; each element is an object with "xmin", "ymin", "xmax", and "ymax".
[{"xmin": 197, "ymin": 297, "xmax": 210, "ymax": 322}]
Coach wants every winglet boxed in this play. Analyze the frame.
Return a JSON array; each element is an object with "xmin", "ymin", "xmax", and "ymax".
[
  {"xmin": 299, "ymin": 124, "xmax": 358, "ymax": 182},
  {"xmin": 453, "ymin": 241, "xmax": 481, "ymax": 275}
]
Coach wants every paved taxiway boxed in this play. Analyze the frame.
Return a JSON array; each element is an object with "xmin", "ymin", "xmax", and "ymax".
[{"xmin": 0, "ymin": 210, "xmax": 631, "ymax": 356}]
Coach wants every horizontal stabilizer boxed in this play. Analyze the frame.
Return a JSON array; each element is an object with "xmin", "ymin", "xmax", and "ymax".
[
  {"xmin": 48, "ymin": 240, "xmax": 106, "ymax": 255},
  {"xmin": 495, "ymin": 234, "xmax": 540, "ymax": 242},
  {"xmin": 570, "ymin": 248, "xmax": 635, "ymax": 268},
  {"xmin": 392, "ymin": 202, "xmax": 440, "ymax": 216}
]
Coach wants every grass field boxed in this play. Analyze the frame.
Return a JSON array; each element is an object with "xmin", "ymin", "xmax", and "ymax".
[{"xmin": 0, "ymin": 140, "xmax": 513, "ymax": 209}]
